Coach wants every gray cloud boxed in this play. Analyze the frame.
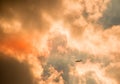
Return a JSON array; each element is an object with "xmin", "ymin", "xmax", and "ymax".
[
  {"xmin": 41, "ymin": 33, "xmax": 80, "ymax": 84},
  {"xmin": 40, "ymin": 33, "xmax": 111, "ymax": 84},
  {"xmin": 99, "ymin": 0, "xmax": 120, "ymax": 28}
]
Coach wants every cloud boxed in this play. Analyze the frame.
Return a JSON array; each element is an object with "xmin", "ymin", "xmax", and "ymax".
[
  {"xmin": 0, "ymin": 0, "xmax": 120, "ymax": 84},
  {"xmin": 0, "ymin": 0, "xmax": 64, "ymax": 35},
  {"xmin": 105, "ymin": 62, "xmax": 120, "ymax": 84},
  {"xmin": 63, "ymin": 0, "xmax": 109, "ymax": 37},
  {"xmin": 99, "ymin": 0, "xmax": 120, "ymax": 28},
  {"xmin": 0, "ymin": 53, "xmax": 34, "ymax": 84}
]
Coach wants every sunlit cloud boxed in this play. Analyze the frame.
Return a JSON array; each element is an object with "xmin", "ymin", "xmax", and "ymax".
[{"xmin": 0, "ymin": 0, "xmax": 120, "ymax": 84}]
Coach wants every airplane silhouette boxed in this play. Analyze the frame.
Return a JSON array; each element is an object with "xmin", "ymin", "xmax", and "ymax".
[{"xmin": 75, "ymin": 60, "xmax": 82, "ymax": 62}]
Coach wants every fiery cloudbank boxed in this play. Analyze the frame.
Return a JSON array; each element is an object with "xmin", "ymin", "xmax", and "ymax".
[{"xmin": 0, "ymin": 0, "xmax": 120, "ymax": 84}]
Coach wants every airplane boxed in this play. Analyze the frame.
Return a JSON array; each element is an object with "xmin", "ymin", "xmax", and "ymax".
[{"xmin": 75, "ymin": 59, "xmax": 82, "ymax": 62}]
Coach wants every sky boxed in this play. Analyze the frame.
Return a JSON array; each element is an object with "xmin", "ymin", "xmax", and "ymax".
[{"xmin": 0, "ymin": 0, "xmax": 120, "ymax": 84}]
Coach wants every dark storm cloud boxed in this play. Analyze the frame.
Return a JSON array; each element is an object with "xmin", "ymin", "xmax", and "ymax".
[
  {"xmin": 0, "ymin": 0, "xmax": 63, "ymax": 32},
  {"xmin": 99, "ymin": 0, "xmax": 120, "ymax": 28},
  {"xmin": 0, "ymin": 52, "xmax": 34, "ymax": 84}
]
